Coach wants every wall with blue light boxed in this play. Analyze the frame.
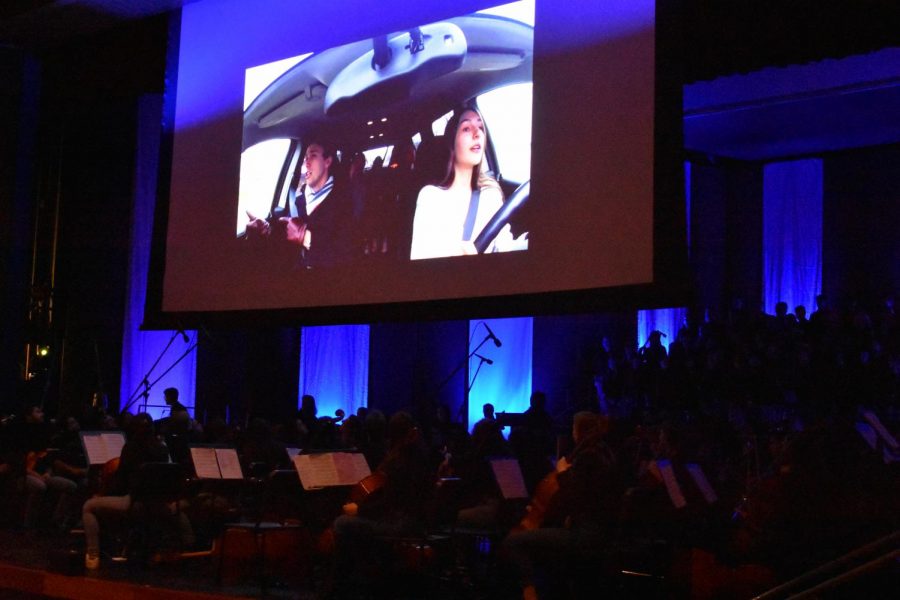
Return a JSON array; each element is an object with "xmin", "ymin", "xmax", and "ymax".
[
  {"xmin": 468, "ymin": 318, "xmax": 533, "ymax": 430},
  {"xmin": 121, "ymin": 96, "xmax": 196, "ymax": 420},
  {"xmin": 299, "ymin": 325, "xmax": 369, "ymax": 421},
  {"xmin": 637, "ymin": 308, "xmax": 686, "ymax": 352},
  {"xmin": 763, "ymin": 159, "xmax": 822, "ymax": 315}
]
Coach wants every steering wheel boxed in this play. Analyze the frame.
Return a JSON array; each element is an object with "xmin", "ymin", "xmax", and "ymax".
[{"xmin": 473, "ymin": 179, "xmax": 530, "ymax": 254}]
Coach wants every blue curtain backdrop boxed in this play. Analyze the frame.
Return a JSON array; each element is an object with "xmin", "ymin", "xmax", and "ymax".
[
  {"xmin": 298, "ymin": 325, "xmax": 369, "ymax": 419},
  {"xmin": 763, "ymin": 159, "xmax": 823, "ymax": 315},
  {"xmin": 637, "ymin": 308, "xmax": 687, "ymax": 352},
  {"xmin": 120, "ymin": 95, "xmax": 197, "ymax": 419},
  {"xmin": 467, "ymin": 317, "xmax": 532, "ymax": 430}
]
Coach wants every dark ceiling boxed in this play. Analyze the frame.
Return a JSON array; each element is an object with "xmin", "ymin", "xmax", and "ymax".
[
  {"xmin": 679, "ymin": 0, "xmax": 900, "ymax": 83},
  {"xmin": 3, "ymin": 1, "xmax": 898, "ymax": 160},
  {"xmin": 2, "ymin": 1, "xmax": 898, "ymax": 83},
  {"xmin": 0, "ymin": 1, "xmax": 191, "ymax": 50}
]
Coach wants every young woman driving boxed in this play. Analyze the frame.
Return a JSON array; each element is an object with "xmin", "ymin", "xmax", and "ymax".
[{"xmin": 410, "ymin": 106, "xmax": 521, "ymax": 260}]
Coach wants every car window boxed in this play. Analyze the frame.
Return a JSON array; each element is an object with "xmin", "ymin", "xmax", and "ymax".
[
  {"xmin": 477, "ymin": 0, "xmax": 535, "ymax": 26},
  {"xmin": 237, "ymin": 138, "xmax": 292, "ymax": 236},
  {"xmin": 363, "ymin": 145, "xmax": 392, "ymax": 168},
  {"xmin": 432, "ymin": 111, "xmax": 453, "ymax": 137},
  {"xmin": 243, "ymin": 54, "xmax": 310, "ymax": 110},
  {"xmin": 477, "ymin": 82, "xmax": 532, "ymax": 184}
]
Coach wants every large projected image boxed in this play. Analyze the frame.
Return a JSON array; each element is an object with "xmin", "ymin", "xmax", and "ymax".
[
  {"xmin": 159, "ymin": 0, "xmax": 658, "ymax": 320},
  {"xmin": 237, "ymin": 5, "xmax": 532, "ymax": 271}
]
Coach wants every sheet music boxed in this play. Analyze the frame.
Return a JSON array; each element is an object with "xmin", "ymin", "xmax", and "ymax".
[
  {"xmin": 656, "ymin": 460, "xmax": 687, "ymax": 509},
  {"xmin": 81, "ymin": 432, "xmax": 126, "ymax": 465},
  {"xmin": 685, "ymin": 463, "xmax": 718, "ymax": 505},
  {"xmin": 293, "ymin": 453, "xmax": 339, "ymax": 489},
  {"xmin": 332, "ymin": 452, "xmax": 371, "ymax": 485},
  {"xmin": 82, "ymin": 434, "xmax": 108, "ymax": 465},
  {"xmin": 100, "ymin": 432, "xmax": 125, "ymax": 460},
  {"xmin": 349, "ymin": 453, "xmax": 372, "ymax": 482},
  {"xmin": 490, "ymin": 458, "xmax": 529, "ymax": 499},
  {"xmin": 190, "ymin": 447, "xmax": 222, "ymax": 479},
  {"xmin": 862, "ymin": 410, "xmax": 899, "ymax": 450},
  {"xmin": 215, "ymin": 448, "xmax": 243, "ymax": 479}
]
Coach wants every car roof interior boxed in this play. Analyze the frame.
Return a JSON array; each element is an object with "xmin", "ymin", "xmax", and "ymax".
[{"xmin": 242, "ymin": 14, "xmax": 533, "ymax": 152}]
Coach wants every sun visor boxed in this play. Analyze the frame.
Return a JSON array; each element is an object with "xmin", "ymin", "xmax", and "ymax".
[{"xmin": 324, "ymin": 22, "xmax": 467, "ymax": 117}]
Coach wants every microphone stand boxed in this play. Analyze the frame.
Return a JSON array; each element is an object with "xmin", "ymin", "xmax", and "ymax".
[
  {"xmin": 121, "ymin": 331, "xmax": 195, "ymax": 414},
  {"xmin": 432, "ymin": 333, "xmax": 494, "ymax": 425},
  {"xmin": 468, "ymin": 354, "xmax": 491, "ymax": 393}
]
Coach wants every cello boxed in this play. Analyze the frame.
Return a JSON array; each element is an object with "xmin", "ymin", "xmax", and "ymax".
[
  {"xmin": 315, "ymin": 469, "xmax": 386, "ymax": 555},
  {"xmin": 512, "ymin": 469, "xmax": 560, "ymax": 532},
  {"xmin": 348, "ymin": 470, "xmax": 387, "ymax": 506}
]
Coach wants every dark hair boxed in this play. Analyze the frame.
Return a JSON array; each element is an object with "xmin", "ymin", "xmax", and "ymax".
[
  {"xmin": 128, "ymin": 412, "xmax": 155, "ymax": 441},
  {"xmin": 305, "ymin": 138, "xmax": 336, "ymax": 162},
  {"xmin": 387, "ymin": 411, "xmax": 418, "ymax": 447},
  {"xmin": 573, "ymin": 411, "xmax": 602, "ymax": 442},
  {"xmin": 300, "ymin": 394, "xmax": 317, "ymax": 416},
  {"xmin": 439, "ymin": 106, "xmax": 501, "ymax": 195}
]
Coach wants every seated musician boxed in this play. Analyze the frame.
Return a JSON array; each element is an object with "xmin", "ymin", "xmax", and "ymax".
[
  {"xmin": 82, "ymin": 413, "xmax": 193, "ymax": 570},
  {"xmin": 501, "ymin": 412, "xmax": 624, "ymax": 600},
  {"xmin": 50, "ymin": 415, "xmax": 90, "ymax": 481},
  {"xmin": 328, "ymin": 411, "xmax": 434, "ymax": 593},
  {"xmin": 454, "ymin": 412, "xmax": 512, "ymax": 529},
  {"xmin": 6, "ymin": 405, "xmax": 79, "ymax": 530},
  {"xmin": 360, "ymin": 409, "xmax": 388, "ymax": 470},
  {"xmin": 731, "ymin": 420, "xmax": 897, "ymax": 580}
]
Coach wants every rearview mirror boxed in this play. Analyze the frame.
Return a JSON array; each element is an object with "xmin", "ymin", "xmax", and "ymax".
[{"xmin": 324, "ymin": 22, "xmax": 467, "ymax": 116}]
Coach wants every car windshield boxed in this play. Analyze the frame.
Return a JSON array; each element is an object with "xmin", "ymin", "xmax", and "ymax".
[
  {"xmin": 477, "ymin": 82, "xmax": 532, "ymax": 183},
  {"xmin": 477, "ymin": 0, "xmax": 535, "ymax": 26}
]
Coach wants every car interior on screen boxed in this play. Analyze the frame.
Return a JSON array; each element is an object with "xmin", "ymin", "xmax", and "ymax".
[{"xmin": 237, "ymin": 10, "xmax": 533, "ymax": 264}]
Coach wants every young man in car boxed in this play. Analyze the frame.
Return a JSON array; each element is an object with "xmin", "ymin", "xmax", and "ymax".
[{"xmin": 246, "ymin": 139, "xmax": 356, "ymax": 269}]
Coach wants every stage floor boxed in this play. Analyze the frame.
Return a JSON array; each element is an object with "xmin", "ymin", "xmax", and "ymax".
[
  {"xmin": 0, "ymin": 527, "xmax": 497, "ymax": 600},
  {"xmin": 0, "ymin": 528, "xmax": 317, "ymax": 600}
]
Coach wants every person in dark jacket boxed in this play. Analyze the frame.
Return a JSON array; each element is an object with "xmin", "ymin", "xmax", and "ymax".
[
  {"xmin": 502, "ymin": 412, "xmax": 624, "ymax": 600},
  {"xmin": 246, "ymin": 139, "xmax": 357, "ymax": 269}
]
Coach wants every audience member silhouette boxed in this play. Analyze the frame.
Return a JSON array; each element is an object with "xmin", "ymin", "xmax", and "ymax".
[{"xmin": 523, "ymin": 391, "xmax": 555, "ymax": 460}]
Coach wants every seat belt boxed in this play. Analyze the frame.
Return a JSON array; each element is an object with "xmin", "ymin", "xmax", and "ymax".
[{"xmin": 462, "ymin": 188, "xmax": 481, "ymax": 242}]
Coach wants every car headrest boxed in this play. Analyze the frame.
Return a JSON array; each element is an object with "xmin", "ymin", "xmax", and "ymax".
[{"xmin": 414, "ymin": 135, "xmax": 449, "ymax": 187}]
